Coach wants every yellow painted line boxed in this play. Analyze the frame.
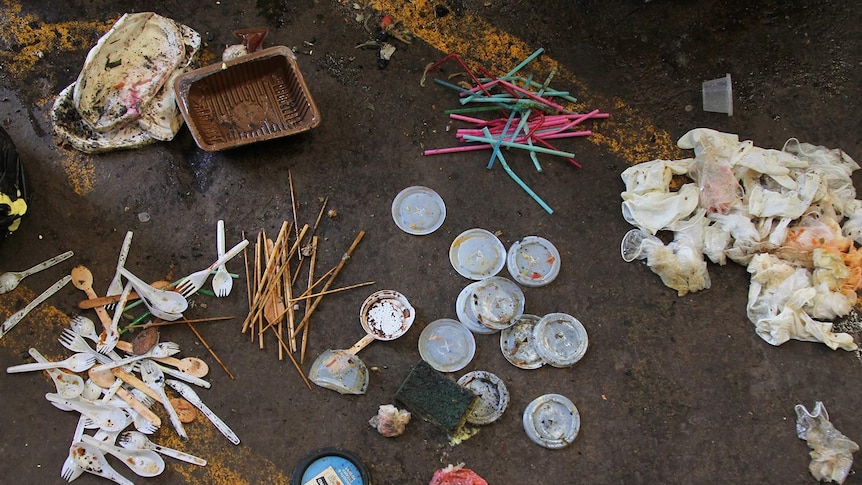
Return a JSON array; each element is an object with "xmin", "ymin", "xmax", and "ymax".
[
  {"xmin": 0, "ymin": 291, "xmax": 290, "ymax": 484},
  {"xmin": 369, "ymin": 0, "xmax": 683, "ymax": 165}
]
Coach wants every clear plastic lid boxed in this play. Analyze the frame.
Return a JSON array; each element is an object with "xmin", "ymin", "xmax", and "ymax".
[
  {"xmin": 500, "ymin": 314, "xmax": 544, "ymax": 369},
  {"xmin": 455, "ymin": 282, "xmax": 496, "ymax": 335},
  {"xmin": 506, "ymin": 236, "xmax": 561, "ymax": 287},
  {"xmin": 391, "ymin": 186, "xmax": 446, "ymax": 235},
  {"xmin": 449, "ymin": 228, "xmax": 506, "ymax": 280},
  {"xmin": 418, "ymin": 318, "xmax": 476, "ymax": 373},
  {"xmin": 468, "ymin": 276, "xmax": 525, "ymax": 330},
  {"xmin": 457, "ymin": 370, "xmax": 509, "ymax": 425},
  {"xmin": 532, "ymin": 313, "xmax": 588, "ymax": 368},
  {"xmin": 523, "ymin": 393, "xmax": 580, "ymax": 449}
]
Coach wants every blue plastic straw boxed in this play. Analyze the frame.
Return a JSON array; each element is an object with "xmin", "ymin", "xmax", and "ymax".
[
  {"xmin": 482, "ymin": 128, "xmax": 553, "ymax": 214},
  {"xmin": 505, "ymin": 48, "xmax": 545, "ymax": 77},
  {"xmin": 486, "ymin": 111, "xmax": 518, "ymax": 169}
]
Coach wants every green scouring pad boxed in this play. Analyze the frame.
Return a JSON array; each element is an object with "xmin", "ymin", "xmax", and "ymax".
[{"xmin": 394, "ymin": 360, "xmax": 479, "ymax": 435}]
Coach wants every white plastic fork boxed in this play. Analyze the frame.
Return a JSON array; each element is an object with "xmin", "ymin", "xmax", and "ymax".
[
  {"xmin": 175, "ymin": 239, "xmax": 248, "ymax": 298},
  {"xmin": 211, "ymin": 220, "xmax": 233, "ymax": 297},
  {"xmin": 60, "ymin": 414, "xmax": 87, "ymax": 481},
  {"xmin": 106, "ymin": 231, "xmax": 134, "ymax": 310}
]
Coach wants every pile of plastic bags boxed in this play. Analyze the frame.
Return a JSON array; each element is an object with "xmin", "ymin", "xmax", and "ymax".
[{"xmin": 621, "ymin": 128, "xmax": 860, "ymax": 351}]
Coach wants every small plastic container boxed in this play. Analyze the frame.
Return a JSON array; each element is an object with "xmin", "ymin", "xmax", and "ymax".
[
  {"xmin": 702, "ymin": 73, "xmax": 733, "ymax": 116},
  {"xmin": 532, "ymin": 313, "xmax": 588, "ymax": 368},
  {"xmin": 418, "ymin": 318, "xmax": 476, "ymax": 373},
  {"xmin": 523, "ymin": 394, "xmax": 580, "ymax": 449},
  {"xmin": 449, "ymin": 228, "xmax": 506, "ymax": 280},
  {"xmin": 500, "ymin": 314, "xmax": 544, "ymax": 369},
  {"xmin": 392, "ymin": 186, "xmax": 446, "ymax": 235},
  {"xmin": 457, "ymin": 371, "xmax": 509, "ymax": 425}
]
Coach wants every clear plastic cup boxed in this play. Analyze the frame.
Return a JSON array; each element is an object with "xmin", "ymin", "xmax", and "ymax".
[{"xmin": 702, "ymin": 73, "xmax": 733, "ymax": 116}]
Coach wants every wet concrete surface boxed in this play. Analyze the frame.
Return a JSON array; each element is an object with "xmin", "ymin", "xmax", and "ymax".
[{"xmin": 0, "ymin": 0, "xmax": 861, "ymax": 483}]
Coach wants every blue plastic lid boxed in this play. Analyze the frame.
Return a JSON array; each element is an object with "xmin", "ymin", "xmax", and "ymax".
[{"xmin": 292, "ymin": 448, "xmax": 371, "ymax": 485}]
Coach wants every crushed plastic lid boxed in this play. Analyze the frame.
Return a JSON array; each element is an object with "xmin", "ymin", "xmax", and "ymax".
[
  {"xmin": 391, "ymin": 186, "xmax": 446, "ymax": 235},
  {"xmin": 457, "ymin": 371, "xmax": 509, "ymax": 425},
  {"xmin": 499, "ymin": 314, "xmax": 544, "ymax": 369},
  {"xmin": 532, "ymin": 313, "xmax": 588, "ymax": 368},
  {"xmin": 418, "ymin": 318, "xmax": 476, "ymax": 373},
  {"xmin": 449, "ymin": 228, "xmax": 506, "ymax": 280},
  {"xmin": 468, "ymin": 276, "xmax": 525, "ymax": 331},
  {"xmin": 523, "ymin": 393, "xmax": 580, "ymax": 449},
  {"xmin": 455, "ymin": 282, "xmax": 496, "ymax": 335},
  {"xmin": 308, "ymin": 349, "xmax": 369, "ymax": 395},
  {"xmin": 506, "ymin": 236, "xmax": 561, "ymax": 287}
]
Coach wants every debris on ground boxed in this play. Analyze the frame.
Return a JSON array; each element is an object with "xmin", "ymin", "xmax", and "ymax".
[
  {"xmin": 369, "ymin": 403, "xmax": 411, "ymax": 437},
  {"xmin": 51, "ymin": 12, "xmax": 202, "ymax": 153},
  {"xmin": 422, "ymin": 49, "xmax": 607, "ymax": 214},
  {"xmin": 620, "ymin": 128, "xmax": 861, "ymax": 350},
  {"xmin": 429, "ymin": 463, "xmax": 489, "ymax": 485},
  {"xmin": 795, "ymin": 401, "xmax": 859, "ymax": 484}
]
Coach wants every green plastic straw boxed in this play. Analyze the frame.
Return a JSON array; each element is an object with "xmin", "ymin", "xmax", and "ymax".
[
  {"xmin": 444, "ymin": 106, "xmax": 500, "ymax": 114},
  {"xmin": 462, "ymin": 134, "xmax": 575, "ymax": 157},
  {"xmin": 482, "ymin": 127, "xmax": 553, "ymax": 214}
]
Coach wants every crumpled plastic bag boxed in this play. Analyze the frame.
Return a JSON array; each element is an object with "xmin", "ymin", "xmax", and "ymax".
[
  {"xmin": 689, "ymin": 148, "xmax": 740, "ymax": 214},
  {"xmin": 368, "ymin": 404, "xmax": 411, "ymax": 437},
  {"xmin": 746, "ymin": 254, "xmax": 856, "ymax": 350},
  {"xmin": 51, "ymin": 12, "xmax": 201, "ymax": 153},
  {"xmin": 795, "ymin": 401, "xmax": 859, "ymax": 484},
  {"xmin": 429, "ymin": 463, "xmax": 488, "ymax": 485},
  {"xmin": 621, "ymin": 183, "xmax": 700, "ymax": 235}
]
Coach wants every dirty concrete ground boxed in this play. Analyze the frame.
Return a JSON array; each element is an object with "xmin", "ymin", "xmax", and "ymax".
[{"xmin": 0, "ymin": 0, "xmax": 861, "ymax": 483}]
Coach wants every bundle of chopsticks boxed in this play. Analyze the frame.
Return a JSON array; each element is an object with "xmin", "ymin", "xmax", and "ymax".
[{"xmin": 240, "ymin": 219, "xmax": 370, "ymax": 389}]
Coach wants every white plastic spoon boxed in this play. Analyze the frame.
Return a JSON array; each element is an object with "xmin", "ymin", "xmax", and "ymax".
[
  {"xmin": 45, "ymin": 393, "xmax": 130, "ymax": 432},
  {"xmin": 119, "ymin": 430, "xmax": 207, "ymax": 466},
  {"xmin": 27, "ymin": 348, "xmax": 84, "ymax": 399},
  {"xmin": 71, "ymin": 441, "xmax": 134, "ymax": 485},
  {"xmin": 81, "ymin": 434, "xmax": 165, "ymax": 477}
]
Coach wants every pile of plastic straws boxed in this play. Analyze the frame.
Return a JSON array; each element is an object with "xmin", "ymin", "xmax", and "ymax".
[{"xmin": 422, "ymin": 48, "xmax": 608, "ymax": 214}]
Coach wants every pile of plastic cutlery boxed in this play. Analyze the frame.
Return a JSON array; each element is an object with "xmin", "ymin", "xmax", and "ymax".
[{"xmin": 7, "ymin": 316, "xmax": 240, "ymax": 483}]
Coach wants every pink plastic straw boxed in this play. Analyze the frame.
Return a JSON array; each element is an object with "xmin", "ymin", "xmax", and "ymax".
[{"xmin": 423, "ymin": 130, "xmax": 592, "ymax": 156}]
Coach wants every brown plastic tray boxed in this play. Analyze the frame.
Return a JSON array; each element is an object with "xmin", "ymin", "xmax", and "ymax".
[{"xmin": 173, "ymin": 46, "xmax": 320, "ymax": 151}]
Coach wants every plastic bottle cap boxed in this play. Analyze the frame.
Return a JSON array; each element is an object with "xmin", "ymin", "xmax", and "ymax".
[
  {"xmin": 391, "ymin": 186, "xmax": 446, "ymax": 235},
  {"xmin": 449, "ymin": 228, "xmax": 506, "ymax": 280},
  {"xmin": 456, "ymin": 282, "xmax": 497, "ymax": 335},
  {"xmin": 523, "ymin": 394, "xmax": 580, "ymax": 449},
  {"xmin": 418, "ymin": 318, "xmax": 476, "ymax": 373},
  {"xmin": 500, "ymin": 314, "xmax": 544, "ymax": 369},
  {"xmin": 457, "ymin": 370, "xmax": 509, "ymax": 425},
  {"xmin": 532, "ymin": 313, "xmax": 588, "ymax": 368},
  {"xmin": 506, "ymin": 236, "xmax": 561, "ymax": 287},
  {"xmin": 468, "ymin": 276, "xmax": 525, "ymax": 330}
]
